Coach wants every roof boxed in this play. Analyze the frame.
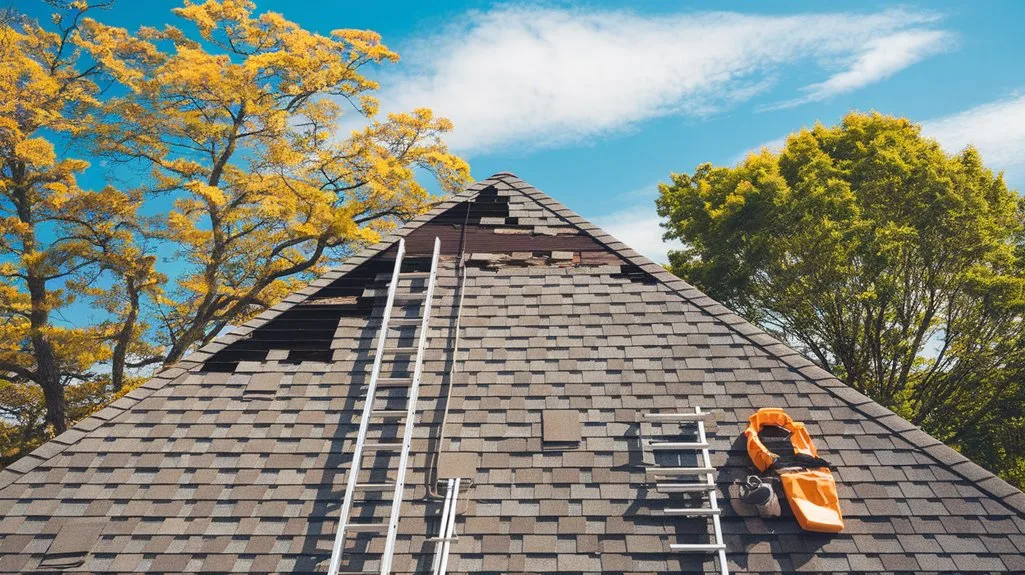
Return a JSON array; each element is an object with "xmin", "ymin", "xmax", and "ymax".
[{"xmin": 1, "ymin": 173, "xmax": 1025, "ymax": 574}]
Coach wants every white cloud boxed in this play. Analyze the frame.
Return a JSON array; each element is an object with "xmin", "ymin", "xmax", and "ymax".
[
  {"xmin": 591, "ymin": 204, "xmax": 683, "ymax": 265},
  {"xmin": 923, "ymin": 93, "xmax": 1025, "ymax": 186},
  {"xmin": 770, "ymin": 30, "xmax": 951, "ymax": 109},
  {"xmin": 371, "ymin": 7, "xmax": 951, "ymax": 152}
]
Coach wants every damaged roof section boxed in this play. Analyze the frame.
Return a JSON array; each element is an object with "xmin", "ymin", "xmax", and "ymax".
[
  {"xmin": 38, "ymin": 521, "xmax": 104, "ymax": 571},
  {"xmin": 397, "ymin": 183, "xmax": 606, "ymax": 256},
  {"xmin": 202, "ymin": 183, "xmax": 629, "ymax": 373},
  {"xmin": 201, "ymin": 255, "xmax": 435, "ymax": 372}
]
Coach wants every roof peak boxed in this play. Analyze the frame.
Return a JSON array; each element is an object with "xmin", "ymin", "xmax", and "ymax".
[{"xmin": 485, "ymin": 171, "xmax": 519, "ymax": 179}]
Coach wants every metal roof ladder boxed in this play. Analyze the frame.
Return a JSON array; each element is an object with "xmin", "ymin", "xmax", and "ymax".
[
  {"xmin": 327, "ymin": 237, "xmax": 442, "ymax": 575},
  {"xmin": 642, "ymin": 406, "xmax": 729, "ymax": 575}
]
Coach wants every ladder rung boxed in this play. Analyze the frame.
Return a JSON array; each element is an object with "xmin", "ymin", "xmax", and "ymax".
[
  {"xmin": 355, "ymin": 482, "xmax": 396, "ymax": 491},
  {"xmin": 390, "ymin": 293, "xmax": 427, "ymax": 302},
  {"xmin": 364, "ymin": 442, "xmax": 404, "ymax": 451},
  {"xmin": 664, "ymin": 507, "xmax": 721, "ymax": 516},
  {"xmin": 670, "ymin": 543, "xmax": 726, "ymax": 553},
  {"xmin": 657, "ymin": 482, "xmax": 717, "ymax": 493},
  {"xmin": 346, "ymin": 523, "xmax": 390, "ymax": 532},
  {"xmin": 388, "ymin": 318, "xmax": 424, "ymax": 326},
  {"xmin": 374, "ymin": 272, "xmax": 431, "ymax": 281},
  {"xmin": 648, "ymin": 441, "xmax": 709, "ymax": 450},
  {"xmin": 644, "ymin": 412, "xmax": 711, "ymax": 421},
  {"xmin": 380, "ymin": 346, "xmax": 418, "ymax": 354},
  {"xmin": 366, "ymin": 410, "xmax": 408, "ymax": 418},
  {"xmin": 375, "ymin": 378, "xmax": 413, "ymax": 387},
  {"xmin": 646, "ymin": 467, "xmax": 716, "ymax": 477},
  {"xmin": 367, "ymin": 291, "xmax": 427, "ymax": 302}
]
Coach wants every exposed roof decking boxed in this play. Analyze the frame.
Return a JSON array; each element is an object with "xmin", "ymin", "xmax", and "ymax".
[{"xmin": 1, "ymin": 174, "xmax": 1024, "ymax": 573}]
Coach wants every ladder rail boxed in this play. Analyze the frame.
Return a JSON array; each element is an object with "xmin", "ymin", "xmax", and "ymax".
[
  {"xmin": 430, "ymin": 478, "xmax": 456, "ymax": 575},
  {"xmin": 643, "ymin": 406, "xmax": 729, "ymax": 575},
  {"xmin": 431, "ymin": 477, "xmax": 461, "ymax": 575},
  {"xmin": 437, "ymin": 478, "xmax": 461, "ymax": 575},
  {"xmin": 379, "ymin": 236, "xmax": 442, "ymax": 574},
  {"xmin": 327, "ymin": 239, "xmax": 407, "ymax": 575},
  {"xmin": 696, "ymin": 407, "xmax": 729, "ymax": 575}
]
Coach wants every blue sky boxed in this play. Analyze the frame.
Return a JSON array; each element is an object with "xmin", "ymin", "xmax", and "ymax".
[{"xmin": 18, "ymin": 0, "xmax": 1025, "ymax": 264}]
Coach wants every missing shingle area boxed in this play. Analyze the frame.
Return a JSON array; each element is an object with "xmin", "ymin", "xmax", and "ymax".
[
  {"xmin": 466, "ymin": 251, "xmax": 580, "ymax": 269},
  {"xmin": 200, "ymin": 255, "xmax": 417, "ymax": 372},
  {"xmin": 432, "ymin": 184, "xmax": 510, "ymax": 225},
  {"xmin": 613, "ymin": 263, "xmax": 660, "ymax": 285}
]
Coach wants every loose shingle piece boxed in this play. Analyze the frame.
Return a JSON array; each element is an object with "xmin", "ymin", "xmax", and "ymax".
[
  {"xmin": 1, "ymin": 173, "xmax": 1024, "ymax": 574},
  {"xmin": 245, "ymin": 372, "xmax": 281, "ymax": 393},
  {"xmin": 543, "ymin": 410, "xmax": 582, "ymax": 443},
  {"xmin": 47, "ymin": 521, "xmax": 105, "ymax": 555},
  {"xmin": 438, "ymin": 452, "xmax": 480, "ymax": 480}
]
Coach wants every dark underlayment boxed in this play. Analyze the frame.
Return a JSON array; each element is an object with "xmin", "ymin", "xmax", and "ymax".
[{"xmin": 1, "ymin": 173, "xmax": 1024, "ymax": 574}]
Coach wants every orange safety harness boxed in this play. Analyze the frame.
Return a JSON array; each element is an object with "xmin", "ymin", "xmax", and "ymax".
[{"xmin": 744, "ymin": 408, "xmax": 844, "ymax": 533}]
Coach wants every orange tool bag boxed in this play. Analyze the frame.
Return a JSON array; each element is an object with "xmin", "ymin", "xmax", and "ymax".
[{"xmin": 744, "ymin": 408, "xmax": 844, "ymax": 533}]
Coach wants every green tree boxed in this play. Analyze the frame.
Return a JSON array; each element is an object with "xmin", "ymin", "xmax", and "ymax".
[{"xmin": 657, "ymin": 112, "xmax": 1025, "ymax": 485}]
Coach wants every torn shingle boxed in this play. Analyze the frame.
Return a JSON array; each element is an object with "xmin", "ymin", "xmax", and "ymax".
[
  {"xmin": 47, "ymin": 521, "xmax": 104, "ymax": 555},
  {"xmin": 39, "ymin": 520, "xmax": 105, "ymax": 569}
]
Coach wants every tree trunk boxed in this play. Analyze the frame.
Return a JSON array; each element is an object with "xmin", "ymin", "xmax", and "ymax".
[
  {"xmin": 18, "ymin": 173, "xmax": 67, "ymax": 434},
  {"xmin": 110, "ymin": 280, "xmax": 140, "ymax": 393},
  {"xmin": 33, "ymin": 336, "xmax": 67, "ymax": 435},
  {"xmin": 26, "ymin": 270, "xmax": 67, "ymax": 434},
  {"xmin": 163, "ymin": 321, "xmax": 205, "ymax": 365}
]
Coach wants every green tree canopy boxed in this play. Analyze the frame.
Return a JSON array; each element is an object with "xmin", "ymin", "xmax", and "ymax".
[{"xmin": 657, "ymin": 112, "xmax": 1025, "ymax": 486}]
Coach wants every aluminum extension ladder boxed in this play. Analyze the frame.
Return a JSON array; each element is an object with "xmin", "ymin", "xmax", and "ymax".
[
  {"xmin": 327, "ymin": 237, "xmax": 441, "ymax": 575},
  {"xmin": 642, "ymin": 406, "xmax": 729, "ymax": 575}
]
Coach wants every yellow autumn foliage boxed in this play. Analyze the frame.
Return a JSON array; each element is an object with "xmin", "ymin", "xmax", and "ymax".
[
  {"xmin": 0, "ymin": 3, "xmax": 164, "ymax": 438},
  {"xmin": 0, "ymin": 0, "xmax": 467, "ymax": 455},
  {"xmin": 79, "ymin": 0, "xmax": 470, "ymax": 360}
]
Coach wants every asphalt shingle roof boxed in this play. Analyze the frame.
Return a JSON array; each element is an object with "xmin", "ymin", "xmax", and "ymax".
[{"xmin": 1, "ymin": 173, "xmax": 1024, "ymax": 573}]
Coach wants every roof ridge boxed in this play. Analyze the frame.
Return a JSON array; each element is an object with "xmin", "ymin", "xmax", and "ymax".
[{"xmin": 485, "ymin": 173, "xmax": 580, "ymax": 227}]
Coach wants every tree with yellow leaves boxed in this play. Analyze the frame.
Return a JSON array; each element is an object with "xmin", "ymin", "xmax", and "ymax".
[
  {"xmin": 80, "ymin": 0, "xmax": 471, "ymax": 362},
  {"xmin": 0, "ymin": 2, "xmax": 157, "ymax": 435},
  {"xmin": 0, "ymin": 0, "xmax": 467, "ymax": 449},
  {"xmin": 66, "ymin": 186, "xmax": 166, "ymax": 393}
]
